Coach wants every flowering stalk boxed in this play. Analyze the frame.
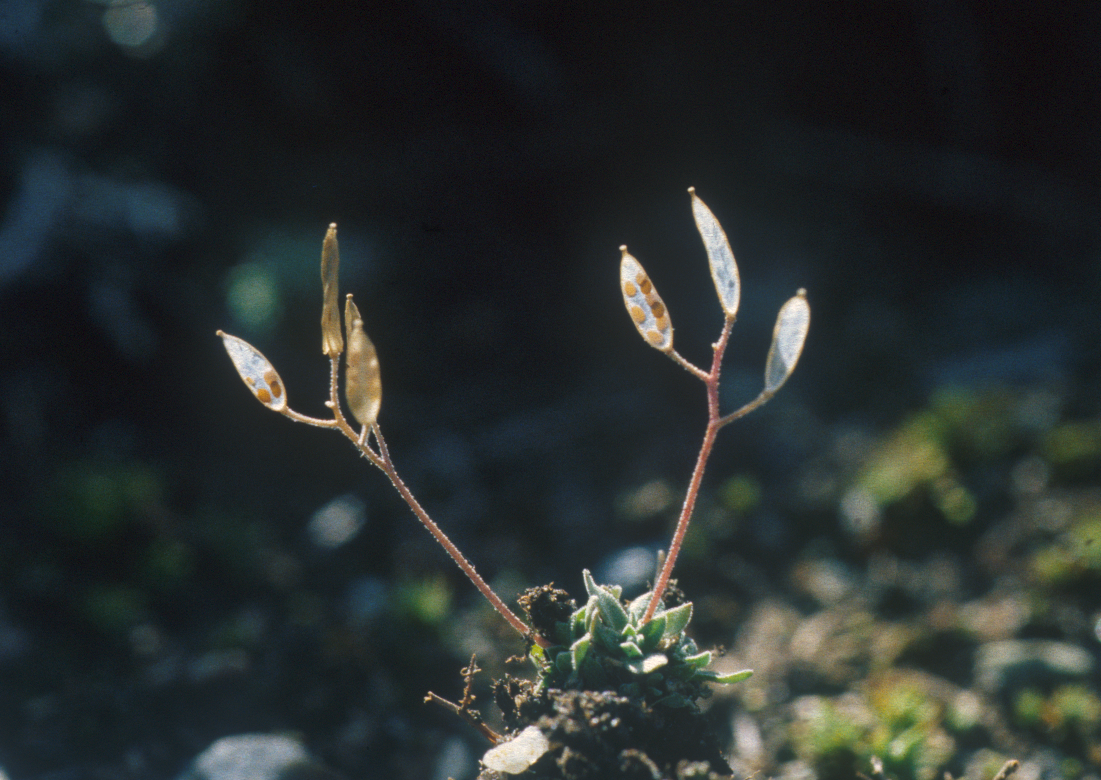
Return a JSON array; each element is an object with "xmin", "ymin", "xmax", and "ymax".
[
  {"xmin": 620, "ymin": 189, "xmax": 809, "ymax": 623},
  {"xmin": 219, "ymin": 225, "xmax": 550, "ymax": 648},
  {"xmin": 218, "ymin": 189, "xmax": 809, "ymax": 656}
]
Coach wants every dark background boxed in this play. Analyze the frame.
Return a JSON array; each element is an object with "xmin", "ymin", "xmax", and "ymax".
[{"xmin": 1, "ymin": 1, "xmax": 1099, "ymax": 779}]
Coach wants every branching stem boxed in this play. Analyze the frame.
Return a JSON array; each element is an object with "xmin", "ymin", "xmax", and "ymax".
[
  {"xmin": 643, "ymin": 316, "xmax": 766, "ymax": 623},
  {"xmin": 281, "ymin": 356, "xmax": 549, "ymax": 648}
]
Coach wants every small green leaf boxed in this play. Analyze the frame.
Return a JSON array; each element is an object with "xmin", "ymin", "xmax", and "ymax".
[
  {"xmin": 582, "ymin": 570, "xmax": 628, "ymax": 632},
  {"xmin": 572, "ymin": 604, "xmax": 588, "ymax": 638},
  {"xmin": 594, "ymin": 623, "xmax": 621, "ymax": 651},
  {"xmin": 695, "ymin": 668, "xmax": 753, "ymax": 685},
  {"xmin": 683, "ymin": 650, "xmax": 712, "ymax": 669},
  {"xmin": 628, "ymin": 591, "xmax": 654, "ymax": 621},
  {"xmin": 529, "ymin": 642, "xmax": 548, "ymax": 671},
  {"xmin": 639, "ymin": 613, "xmax": 666, "ymax": 649},
  {"xmin": 582, "ymin": 569, "xmax": 600, "ymax": 598},
  {"xmin": 656, "ymin": 602, "xmax": 693, "ymax": 639},
  {"xmin": 584, "ymin": 594, "xmax": 600, "ymax": 634},
  {"xmin": 570, "ymin": 633, "xmax": 591, "ymax": 669},
  {"xmin": 583, "ymin": 658, "xmax": 609, "ymax": 688},
  {"xmin": 627, "ymin": 653, "xmax": 668, "ymax": 675},
  {"xmin": 555, "ymin": 650, "xmax": 573, "ymax": 674},
  {"xmin": 619, "ymin": 640, "xmax": 643, "ymax": 659}
]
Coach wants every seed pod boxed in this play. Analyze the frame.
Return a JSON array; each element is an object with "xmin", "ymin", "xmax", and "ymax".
[
  {"xmin": 689, "ymin": 188, "xmax": 740, "ymax": 319},
  {"xmin": 218, "ymin": 331, "xmax": 287, "ymax": 412},
  {"xmin": 620, "ymin": 247, "xmax": 673, "ymax": 353},
  {"xmin": 343, "ymin": 295, "xmax": 381, "ymax": 427},
  {"xmin": 320, "ymin": 223, "xmax": 343, "ymax": 358},
  {"xmin": 482, "ymin": 726, "xmax": 550, "ymax": 774},
  {"xmin": 764, "ymin": 289, "xmax": 810, "ymax": 393}
]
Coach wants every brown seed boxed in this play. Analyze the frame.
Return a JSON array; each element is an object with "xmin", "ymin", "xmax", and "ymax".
[{"xmin": 620, "ymin": 248, "xmax": 673, "ymax": 353}]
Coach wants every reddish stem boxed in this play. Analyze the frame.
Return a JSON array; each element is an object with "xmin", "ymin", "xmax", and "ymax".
[
  {"xmin": 283, "ymin": 356, "xmax": 549, "ymax": 648},
  {"xmin": 370, "ymin": 424, "xmax": 550, "ymax": 648},
  {"xmin": 643, "ymin": 317, "xmax": 734, "ymax": 623}
]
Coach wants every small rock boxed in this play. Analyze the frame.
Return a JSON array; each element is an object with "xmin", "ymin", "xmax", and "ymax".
[
  {"xmin": 176, "ymin": 734, "xmax": 334, "ymax": 780},
  {"xmin": 975, "ymin": 639, "xmax": 1094, "ymax": 694}
]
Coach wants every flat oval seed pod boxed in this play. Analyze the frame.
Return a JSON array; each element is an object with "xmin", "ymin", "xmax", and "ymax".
[
  {"xmin": 764, "ymin": 290, "xmax": 810, "ymax": 393},
  {"xmin": 689, "ymin": 188, "xmax": 740, "ymax": 319},
  {"xmin": 217, "ymin": 331, "xmax": 287, "ymax": 412},
  {"xmin": 620, "ymin": 247, "xmax": 673, "ymax": 353},
  {"xmin": 482, "ymin": 726, "xmax": 550, "ymax": 774},
  {"xmin": 320, "ymin": 223, "xmax": 343, "ymax": 358},
  {"xmin": 343, "ymin": 295, "xmax": 382, "ymax": 427}
]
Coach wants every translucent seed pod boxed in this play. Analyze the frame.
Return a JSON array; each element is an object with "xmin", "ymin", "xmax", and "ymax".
[
  {"xmin": 764, "ymin": 289, "xmax": 810, "ymax": 393},
  {"xmin": 482, "ymin": 726, "xmax": 550, "ymax": 774},
  {"xmin": 689, "ymin": 188, "xmax": 740, "ymax": 319},
  {"xmin": 218, "ymin": 331, "xmax": 287, "ymax": 412},
  {"xmin": 343, "ymin": 295, "xmax": 382, "ymax": 427},
  {"xmin": 620, "ymin": 247, "xmax": 673, "ymax": 353},
  {"xmin": 320, "ymin": 223, "xmax": 344, "ymax": 358}
]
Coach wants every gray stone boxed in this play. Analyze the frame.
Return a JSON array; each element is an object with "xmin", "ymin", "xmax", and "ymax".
[{"xmin": 176, "ymin": 734, "xmax": 313, "ymax": 780}]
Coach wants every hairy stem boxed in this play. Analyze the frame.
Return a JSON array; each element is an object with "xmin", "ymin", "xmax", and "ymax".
[
  {"xmin": 288, "ymin": 355, "xmax": 548, "ymax": 647},
  {"xmin": 644, "ymin": 317, "xmax": 735, "ymax": 623},
  {"xmin": 370, "ymin": 424, "xmax": 549, "ymax": 647}
]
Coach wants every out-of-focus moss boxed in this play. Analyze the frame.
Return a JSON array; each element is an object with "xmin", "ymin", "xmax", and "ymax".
[
  {"xmin": 1013, "ymin": 684, "xmax": 1101, "ymax": 753},
  {"xmin": 394, "ymin": 574, "xmax": 453, "ymax": 627},
  {"xmin": 792, "ymin": 672, "xmax": 958, "ymax": 780},
  {"xmin": 719, "ymin": 473, "xmax": 762, "ymax": 514},
  {"xmin": 857, "ymin": 413, "xmax": 950, "ymax": 508},
  {"xmin": 1052, "ymin": 685, "xmax": 1101, "ymax": 733},
  {"xmin": 791, "ymin": 696, "xmax": 866, "ymax": 779},
  {"xmin": 929, "ymin": 388, "xmax": 1024, "ymax": 463},
  {"xmin": 140, "ymin": 537, "xmax": 195, "ymax": 590},
  {"xmin": 850, "ymin": 386, "xmax": 1064, "ymax": 531},
  {"xmin": 1027, "ymin": 510, "xmax": 1101, "ymax": 587},
  {"xmin": 1043, "ymin": 420, "xmax": 1101, "ymax": 479},
  {"xmin": 43, "ymin": 460, "xmax": 164, "ymax": 542},
  {"xmin": 1014, "ymin": 688, "xmax": 1046, "ymax": 728},
  {"xmin": 81, "ymin": 584, "xmax": 149, "ymax": 634}
]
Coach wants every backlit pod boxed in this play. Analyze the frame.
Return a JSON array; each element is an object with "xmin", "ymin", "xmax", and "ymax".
[
  {"xmin": 619, "ymin": 246, "xmax": 673, "ymax": 353},
  {"xmin": 218, "ymin": 331, "xmax": 287, "ymax": 412},
  {"xmin": 343, "ymin": 295, "xmax": 382, "ymax": 427}
]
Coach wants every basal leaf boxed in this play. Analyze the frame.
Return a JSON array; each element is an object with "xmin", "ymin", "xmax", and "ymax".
[
  {"xmin": 695, "ymin": 668, "xmax": 753, "ymax": 685},
  {"xmin": 655, "ymin": 602, "xmax": 692, "ymax": 640}
]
